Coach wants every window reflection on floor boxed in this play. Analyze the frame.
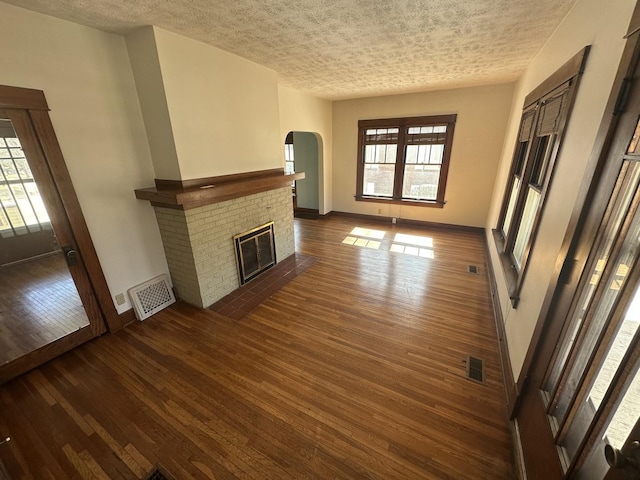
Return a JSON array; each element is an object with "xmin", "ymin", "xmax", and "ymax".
[
  {"xmin": 390, "ymin": 244, "xmax": 435, "ymax": 258},
  {"xmin": 393, "ymin": 233, "xmax": 433, "ymax": 248},
  {"xmin": 342, "ymin": 235, "xmax": 381, "ymax": 249},
  {"xmin": 349, "ymin": 227, "xmax": 386, "ymax": 239},
  {"xmin": 341, "ymin": 226, "xmax": 435, "ymax": 257}
]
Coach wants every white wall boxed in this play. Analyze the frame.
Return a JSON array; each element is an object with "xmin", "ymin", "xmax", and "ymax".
[
  {"xmin": 486, "ymin": 0, "xmax": 636, "ymax": 380},
  {"xmin": 278, "ymin": 85, "xmax": 333, "ymax": 214},
  {"xmin": 0, "ymin": 2, "xmax": 169, "ymax": 313},
  {"xmin": 152, "ymin": 27, "xmax": 283, "ymax": 180},
  {"xmin": 332, "ymin": 83, "xmax": 515, "ymax": 227}
]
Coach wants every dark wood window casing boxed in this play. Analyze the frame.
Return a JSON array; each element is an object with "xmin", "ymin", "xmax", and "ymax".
[
  {"xmin": 493, "ymin": 46, "xmax": 590, "ymax": 308},
  {"xmin": 355, "ymin": 114, "xmax": 456, "ymax": 208}
]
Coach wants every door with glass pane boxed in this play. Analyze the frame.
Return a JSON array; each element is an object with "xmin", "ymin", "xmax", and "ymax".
[
  {"xmin": 0, "ymin": 103, "xmax": 105, "ymax": 383},
  {"xmin": 515, "ymin": 30, "xmax": 640, "ymax": 478},
  {"xmin": 542, "ymin": 157, "xmax": 640, "ymax": 478}
]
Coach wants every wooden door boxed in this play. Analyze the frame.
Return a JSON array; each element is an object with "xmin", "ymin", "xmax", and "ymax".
[
  {"xmin": 0, "ymin": 90, "xmax": 107, "ymax": 383},
  {"xmin": 514, "ymin": 19, "xmax": 640, "ymax": 480}
]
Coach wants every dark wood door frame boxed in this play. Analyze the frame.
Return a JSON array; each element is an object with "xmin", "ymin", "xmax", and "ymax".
[{"xmin": 0, "ymin": 84, "xmax": 123, "ymax": 332}]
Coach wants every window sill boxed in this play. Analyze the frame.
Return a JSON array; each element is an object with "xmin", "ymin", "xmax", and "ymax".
[
  {"xmin": 491, "ymin": 229, "xmax": 520, "ymax": 308},
  {"xmin": 355, "ymin": 195, "xmax": 445, "ymax": 208}
]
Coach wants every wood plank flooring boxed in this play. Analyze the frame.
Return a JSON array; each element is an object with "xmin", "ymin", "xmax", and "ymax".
[
  {"xmin": 0, "ymin": 253, "xmax": 89, "ymax": 365},
  {"xmin": 0, "ymin": 216, "xmax": 515, "ymax": 479}
]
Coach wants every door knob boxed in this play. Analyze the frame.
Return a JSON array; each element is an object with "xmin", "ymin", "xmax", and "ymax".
[
  {"xmin": 605, "ymin": 441, "xmax": 640, "ymax": 470},
  {"xmin": 62, "ymin": 246, "xmax": 78, "ymax": 266}
]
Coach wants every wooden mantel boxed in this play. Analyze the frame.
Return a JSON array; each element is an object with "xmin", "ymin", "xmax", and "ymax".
[{"xmin": 135, "ymin": 168, "xmax": 304, "ymax": 210}]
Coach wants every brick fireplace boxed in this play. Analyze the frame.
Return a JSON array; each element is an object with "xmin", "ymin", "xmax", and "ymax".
[{"xmin": 135, "ymin": 169, "xmax": 303, "ymax": 308}]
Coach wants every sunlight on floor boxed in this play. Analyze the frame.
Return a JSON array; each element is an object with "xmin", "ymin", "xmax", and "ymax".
[
  {"xmin": 393, "ymin": 233, "xmax": 434, "ymax": 248},
  {"xmin": 342, "ymin": 236, "xmax": 381, "ymax": 249},
  {"xmin": 392, "ymin": 232, "xmax": 435, "ymax": 258},
  {"xmin": 350, "ymin": 227, "xmax": 386, "ymax": 239},
  {"xmin": 390, "ymin": 244, "xmax": 435, "ymax": 258},
  {"xmin": 341, "ymin": 226, "xmax": 435, "ymax": 256},
  {"xmin": 341, "ymin": 226, "xmax": 386, "ymax": 250}
]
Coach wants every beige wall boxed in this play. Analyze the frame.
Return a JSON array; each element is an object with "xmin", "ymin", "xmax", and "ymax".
[
  {"xmin": 331, "ymin": 83, "xmax": 515, "ymax": 227},
  {"xmin": 486, "ymin": 0, "xmax": 636, "ymax": 380},
  {"xmin": 125, "ymin": 27, "xmax": 182, "ymax": 180},
  {"xmin": 0, "ymin": 2, "xmax": 170, "ymax": 313},
  {"xmin": 278, "ymin": 85, "xmax": 333, "ymax": 214},
  {"xmin": 152, "ymin": 27, "xmax": 282, "ymax": 180}
]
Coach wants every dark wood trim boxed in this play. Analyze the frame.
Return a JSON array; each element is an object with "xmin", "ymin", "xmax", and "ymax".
[
  {"xmin": 118, "ymin": 308, "xmax": 137, "ymax": 328},
  {"xmin": 437, "ymin": 120, "xmax": 456, "ymax": 205},
  {"xmin": 494, "ymin": 48, "xmax": 590, "ymax": 309},
  {"xmin": 514, "ymin": 28, "xmax": 640, "ymax": 403},
  {"xmin": 358, "ymin": 114, "xmax": 457, "ymax": 128},
  {"xmin": 626, "ymin": 0, "xmax": 640, "ymax": 37},
  {"xmin": 137, "ymin": 170, "xmax": 304, "ymax": 210},
  {"xmin": 523, "ymin": 46, "xmax": 590, "ymax": 108},
  {"xmin": 0, "ymin": 323, "xmax": 97, "ymax": 384},
  {"xmin": 0, "ymin": 85, "xmax": 115, "ymax": 334},
  {"xmin": 355, "ymin": 114, "xmax": 456, "ymax": 206},
  {"xmin": 496, "ymin": 104, "xmax": 538, "ymax": 255},
  {"xmin": 326, "ymin": 210, "xmax": 484, "ymax": 234},
  {"xmin": 510, "ymin": 78, "xmax": 584, "ymax": 306},
  {"xmin": 0, "ymin": 84, "xmax": 49, "ymax": 111},
  {"xmin": 154, "ymin": 168, "xmax": 285, "ymax": 190},
  {"xmin": 356, "ymin": 124, "xmax": 365, "ymax": 199},
  {"xmin": 354, "ymin": 196, "xmax": 445, "ymax": 208},
  {"xmin": 491, "ymin": 229, "xmax": 519, "ymax": 307},
  {"xmin": 29, "ymin": 110, "xmax": 122, "ymax": 332},
  {"xmin": 485, "ymin": 234, "xmax": 518, "ymax": 415}
]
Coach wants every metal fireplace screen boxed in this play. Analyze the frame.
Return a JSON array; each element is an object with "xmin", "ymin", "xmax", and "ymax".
[{"xmin": 234, "ymin": 222, "xmax": 276, "ymax": 285}]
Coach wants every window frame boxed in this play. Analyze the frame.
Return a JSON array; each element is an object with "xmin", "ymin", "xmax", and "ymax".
[
  {"xmin": 493, "ymin": 46, "xmax": 590, "ymax": 308},
  {"xmin": 355, "ymin": 114, "xmax": 457, "ymax": 208}
]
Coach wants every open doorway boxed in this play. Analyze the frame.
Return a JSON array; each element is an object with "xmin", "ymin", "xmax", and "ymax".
[{"xmin": 285, "ymin": 131, "xmax": 320, "ymax": 218}]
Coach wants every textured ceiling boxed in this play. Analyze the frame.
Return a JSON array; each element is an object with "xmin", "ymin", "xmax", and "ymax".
[{"xmin": 5, "ymin": 0, "xmax": 578, "ymax": 99}]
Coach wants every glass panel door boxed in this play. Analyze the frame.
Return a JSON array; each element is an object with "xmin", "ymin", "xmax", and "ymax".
[
  {"xmin": 0, "ymin": 102, "xmax": 105, "ymax": 383},
  {"xmin": 0, "ymin": 116, "xmax": 90, "ymax": 366},
  {"xmin": 576, "ymin": 334, "xmax": 640, "ymax": 479},
  {"xmin": 538, "ymin": 149, "xmax": 640, "ymax": 476}
]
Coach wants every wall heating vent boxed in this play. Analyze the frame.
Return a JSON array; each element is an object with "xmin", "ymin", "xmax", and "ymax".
[
  {"xmin": 467, "ymin": 265, "xmax": 479, "ymax": 274},
  {"xmin": 128, "ymin": 274, "xmax": 176, "ymax": 321},
  {"xmin": 465, "ymin": 355, "xmax": 485, "ymax": 383}
]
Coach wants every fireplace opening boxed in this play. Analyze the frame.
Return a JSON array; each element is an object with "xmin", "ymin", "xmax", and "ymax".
[{"xmin": 234, "ymin": 222, "xmax": 276, "ymax": 285}]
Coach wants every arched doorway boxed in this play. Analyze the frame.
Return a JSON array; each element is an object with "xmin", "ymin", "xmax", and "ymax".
[{"xmin": 285, "ymin": 131, "xmax": 321, "ymax": 218}]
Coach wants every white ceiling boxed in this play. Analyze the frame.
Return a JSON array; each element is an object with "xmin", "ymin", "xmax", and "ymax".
[{"xmin": 5, "ymin": 0, "xmax": 578, "ymax": 100}]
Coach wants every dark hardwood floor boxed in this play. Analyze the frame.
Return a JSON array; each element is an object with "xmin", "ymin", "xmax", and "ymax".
[
  {"xmin": 0, "ymin": 253, "xmax": 89, "ymax": 366},
  {"xmin": 0, "ymin": 216, "xmax": 515, "ymax": 479}
]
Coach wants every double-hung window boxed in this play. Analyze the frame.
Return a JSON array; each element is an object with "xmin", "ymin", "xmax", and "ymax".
[
  {"xmin": 356, "ymin": 115, "xmax": 456, "ymax": 207},
  {"xmin": 494, "ymin": 47, "xmax": 589, "ymax": 307}
]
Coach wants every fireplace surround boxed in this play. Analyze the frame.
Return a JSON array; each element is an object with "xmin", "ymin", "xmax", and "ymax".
[
  {"xmin": 135, "ymin": 169, "xmax": 303, "ymax": 308},
  {"xmin": 234, "ymin": 222, "xmax": 276, "ymax": 285}
]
